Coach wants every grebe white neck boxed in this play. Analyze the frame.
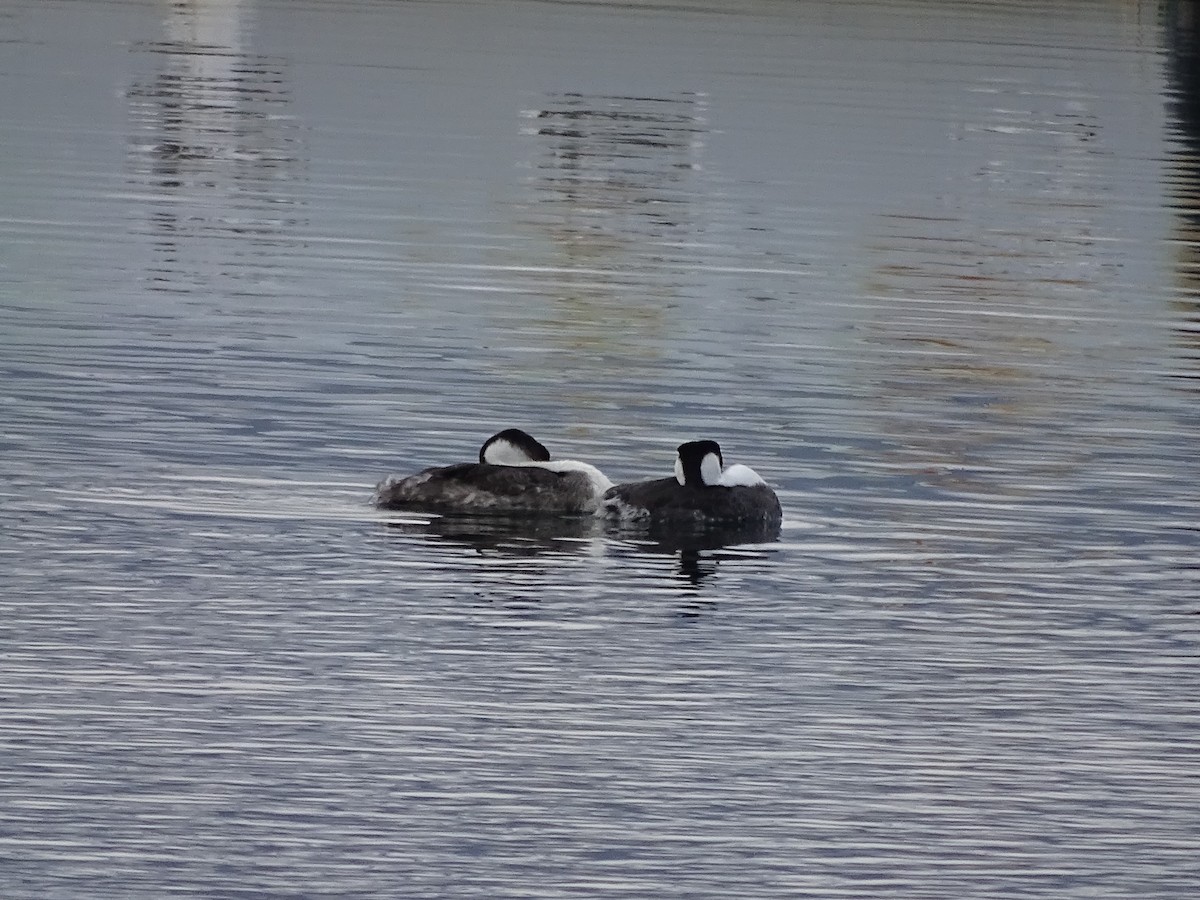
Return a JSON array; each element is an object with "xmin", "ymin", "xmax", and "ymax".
[
  {"xmin": 699, "ymin": 452, "xmax": 722, "ymax": 486},
  {"xmin": 479, "ymin": 428, "xmax": 550, "ymax": 465},
  {"xmin": 483, "ymin": 439, "xmax": 535, "ymax": 465}
]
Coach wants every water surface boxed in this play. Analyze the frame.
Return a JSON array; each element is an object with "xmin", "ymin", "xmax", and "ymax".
[{"xmin": 2, "ymin": 1, "xmax": 1198, "ymax": 897}]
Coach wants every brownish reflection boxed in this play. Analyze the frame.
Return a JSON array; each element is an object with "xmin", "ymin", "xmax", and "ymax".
[
  {"xmin": 125, "ymin": 0, "xmax": 303, "ymax": 293},
  {"xmin": 857, "ymin": 87, "xmax": 1114, "ymax": 500}
]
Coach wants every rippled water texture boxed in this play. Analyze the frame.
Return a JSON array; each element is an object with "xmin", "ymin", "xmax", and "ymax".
[{"xmin": 3, "ymin": 1, "xmax": 1199, "ymax": 897}]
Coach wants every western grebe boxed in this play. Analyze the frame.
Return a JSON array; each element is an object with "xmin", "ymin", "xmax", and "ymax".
[
  {"xmin": 602, "ymin": 439, "xmax": 781, "ymax": 524},
  {"xmin": 373, "ymin": 428, "xmax": 613, "ymax": 514}
]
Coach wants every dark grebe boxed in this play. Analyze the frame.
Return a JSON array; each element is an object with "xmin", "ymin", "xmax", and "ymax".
[
  {"xmin": 373, "ymin": 428, "xmax": 613, "ymax": 514},
  {"xmin": 602, "ymin": 439, "xmax": 781, "ymax": 524}
]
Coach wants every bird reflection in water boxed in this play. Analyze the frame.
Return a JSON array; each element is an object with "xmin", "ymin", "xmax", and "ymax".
[
  {"xmin": 607, "ymin": 517, "xmax": 782, "ymax": 612},
  {"xmin": 379, "ymin": 513, "xmax": 780, "ymax": 617},
  {"xmin": 382, "ymin": 513, "xmax": 602, "ymax": 557}
]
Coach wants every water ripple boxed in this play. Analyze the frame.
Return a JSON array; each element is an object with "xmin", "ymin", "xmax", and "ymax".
[{"xmin": 3, "ymin": 0, "xmax": 1199, "ymax": 898}]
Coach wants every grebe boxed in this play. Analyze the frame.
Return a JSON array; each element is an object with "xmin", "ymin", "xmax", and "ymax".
[
  {"xmin": 373, "ymin": 428, "xmax": 613, "ymax": 514},
  {"xmin": 602, "ymin": 439, "xmax": 781, "ymax": 524}
]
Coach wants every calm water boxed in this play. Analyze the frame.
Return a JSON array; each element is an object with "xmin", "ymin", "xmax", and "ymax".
[{"xmin": 3, "ymin": 0, "xmax": 1199, "ymax": 897}]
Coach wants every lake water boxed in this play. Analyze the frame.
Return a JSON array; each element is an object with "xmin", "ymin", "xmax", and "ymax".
[{"xmin": 3, "ymin": 0, "xmax": 1199, "ymax": 897}]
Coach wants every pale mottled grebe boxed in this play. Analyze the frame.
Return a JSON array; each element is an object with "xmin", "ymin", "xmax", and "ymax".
[{"xmin": 373, "ymin": 428, "xmax": 613, "ymax": 514}]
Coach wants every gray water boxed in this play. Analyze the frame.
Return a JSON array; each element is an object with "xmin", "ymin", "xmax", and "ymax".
[{"xmin": 3, "ymin": 1, "xmax": 1199, "ymax": 897}]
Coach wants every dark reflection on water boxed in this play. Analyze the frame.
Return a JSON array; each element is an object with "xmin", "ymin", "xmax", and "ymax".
[
  {"xmin": 609, "ymin": 536, "xmax": 781, "ymax": 596},
  {"xmin": 383, "ymin": 512, "xmax": 603, "ymax": 556},
  {"xmin": 3, "ymin": 0, "xmax": 1200, "ymax": 898},
  {"xmin": 381, "ymin": 512, "xmax": 781, "ymax": 594},
  {"xmin": 1165, "ymin": 1, "xmax": 1200, "ymax": 387},
  {"xmin": 608, "ymin": 516, "xmax": 782, "ymax": 554}
]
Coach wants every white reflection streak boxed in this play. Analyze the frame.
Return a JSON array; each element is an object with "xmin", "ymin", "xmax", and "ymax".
[
  {"xmin": 165, "ymin": 0, "xmax": 245, "ymax": 70},
  {"xmin": 162, "ymin": 0, "xmax": 245, "ymax": 148}
]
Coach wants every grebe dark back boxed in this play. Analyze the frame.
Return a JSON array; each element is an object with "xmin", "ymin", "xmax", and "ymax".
[{"xmin": 602, "ymin": 439, "xmax": 782, "ymax": 524}]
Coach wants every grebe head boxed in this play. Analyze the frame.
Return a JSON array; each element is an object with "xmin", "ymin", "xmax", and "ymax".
[
  {"xmin": 674, "ymin": 440, "xmax": 724, "ymax": 487},
  {"xmin": 479, "ymin": 429, "xmax": 551, "ymax": 465}
]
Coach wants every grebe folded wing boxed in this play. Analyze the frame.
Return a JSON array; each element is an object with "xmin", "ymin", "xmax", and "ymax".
[{"xmin": 374, "ymin": 460, "xmax": 566, "ymax": 508}]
